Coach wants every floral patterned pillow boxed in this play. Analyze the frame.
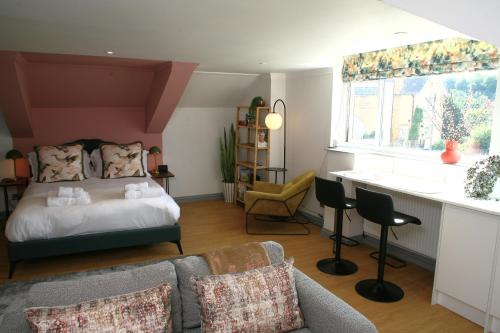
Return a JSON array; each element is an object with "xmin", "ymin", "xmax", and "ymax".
[
  {"xmin": 191, "ymin": 259, "xmax": 304, "ymax": 333},
  {"xmin": 36, "ymin": 144, "xmax": 86, "ymax": 183},
  {"xmin": 24, "ymin": 283, "xmax": 173, "ymax": 333},
  {"xmin": 100, "ymin": 142, "xmax": 146, "ymax": 179}
]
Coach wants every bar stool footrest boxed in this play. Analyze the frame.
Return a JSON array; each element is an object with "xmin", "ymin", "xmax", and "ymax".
[
  {"xmin": 328, "ymin": 234, "xmax": 360, "ymax": 247},
  {"xmin": 369, "ymin": 251, "xmax": 407, "ymax": 268}
]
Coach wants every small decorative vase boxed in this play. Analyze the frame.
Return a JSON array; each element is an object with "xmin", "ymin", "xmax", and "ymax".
[
  {"xmin": 440, "ymin": 139, "xmax": 461, "ymax": 164},
  {"xmin": 222, "ymin": 182, "xmax": 235, "ymax": 203}
]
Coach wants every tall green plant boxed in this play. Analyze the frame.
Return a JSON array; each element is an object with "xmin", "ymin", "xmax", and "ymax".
[
  {"xmin": 441, "ymin": 93, "xmax": 468, "ymax": 142},
  {"xmin": 219, "ymin": 124, "xmax": 236, "ymax": 183},
  {"xmin": 408, "ymin": 107, "xmax": 423, "ymax": 141}
]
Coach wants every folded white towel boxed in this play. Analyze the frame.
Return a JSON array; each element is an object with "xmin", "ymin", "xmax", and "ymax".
[
  {"xmin": 47, "ymin": 190, "xmax": 91, "ymax": 207},
  {"xmin": 124, "ymin": 182, "xmax": 149, "ymax": 192},
  {"xmin": 73, "ymin": 187, "xmax": 85, "ymax": 197},
  {"xmin": 124, "ymin": 187, "xmax": 164, "ymax": 199},
  {"xmin": 57, "ymin": 186, "xmax": 86, "ymax": 198},
  {"xmin": 140, "ymin": 188, "xmax": 164, "ymax": 198},
  {"xmin": 57, "ymin": 186, "xmax": 74, "ymax": 198}
]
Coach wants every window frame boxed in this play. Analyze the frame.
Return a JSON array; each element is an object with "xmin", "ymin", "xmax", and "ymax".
[{"xmin": 335, "ymin": 68, "xmax": 500, "ymax": 163}]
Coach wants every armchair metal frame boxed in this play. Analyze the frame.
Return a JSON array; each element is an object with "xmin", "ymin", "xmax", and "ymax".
[{"xmin": 245, "ymin": 188, "xmax": 310, "ymax": 235}]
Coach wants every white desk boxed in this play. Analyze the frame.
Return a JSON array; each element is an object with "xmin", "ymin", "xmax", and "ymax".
[{"xmin": 331, "ymin": 170, "xmax": 500, "ymax": 333}]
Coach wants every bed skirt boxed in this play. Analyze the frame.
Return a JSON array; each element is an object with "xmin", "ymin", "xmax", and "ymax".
[{"xmin": 7, "ymin": 223, "xmax": 182, "ymax": 278}]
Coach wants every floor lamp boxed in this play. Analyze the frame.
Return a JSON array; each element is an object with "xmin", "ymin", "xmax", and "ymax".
[{"xmin": 265, "ymin": 99, "xmax": 286, "ymax": 183}]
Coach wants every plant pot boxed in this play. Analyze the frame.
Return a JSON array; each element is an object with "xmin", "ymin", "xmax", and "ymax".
[
  {"xmin": 222, "ymin": 182, "xmax": 235, "ymax": 203},
  {"xmin": 440, "ymin": 139, "xmax": 461, "ymax": 164}
]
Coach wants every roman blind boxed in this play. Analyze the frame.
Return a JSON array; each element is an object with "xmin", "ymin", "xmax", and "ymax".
[{"xmin": 342, "ymin": 38, "xmax": 499, "ymax": 82}]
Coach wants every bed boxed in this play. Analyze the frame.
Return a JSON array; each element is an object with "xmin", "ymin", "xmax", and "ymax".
[{"xmin": 4, "ymin": 139, "xmax": 182, "ymax": 278}]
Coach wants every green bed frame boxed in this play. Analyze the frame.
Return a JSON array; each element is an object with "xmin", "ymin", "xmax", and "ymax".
[
  {"xmin": 7, "ymin": 139, "xmax": 182, "ymax": 279},
  {"xmin": 8, "ymin": 223, "xmax": 182, "ymax": 278}
]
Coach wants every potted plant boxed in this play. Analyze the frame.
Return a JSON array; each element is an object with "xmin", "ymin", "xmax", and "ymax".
[
  {"xmin": 219, "ymin": 124, "xmax": 236, "ymax": 203},
  {"xmin": 440, "ymin": 93, "xmax": 468, "ymax": 164},
  {"xmin": 247, "ymin": 96, "xmax": 266, "ymax": 125}
]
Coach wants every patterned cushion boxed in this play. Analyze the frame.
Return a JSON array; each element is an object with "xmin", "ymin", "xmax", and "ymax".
[
  {"xmin": 100, "ymin": 142, "xmax": 146, "ymax": 179},
  {"xmin": 24, "ymin": 283, "xmax": 173, "ymax": 333},
  {"xmin": 191, "ymin": 259, "xmax": 304, "ymax": 333},
  {"xmin": 36, "ymin": 144, "xmax": 86, "ymax": 183}
]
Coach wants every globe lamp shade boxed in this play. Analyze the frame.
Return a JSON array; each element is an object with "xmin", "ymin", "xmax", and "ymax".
[{"xmin": 265, "ymin": 112, "xmax": 283, "ymax": 130}]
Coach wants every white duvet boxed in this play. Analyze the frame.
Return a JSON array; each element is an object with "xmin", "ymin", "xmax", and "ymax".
[{"xmin": 5, "ymin": 177, "xmax": 180, "ymax": 242}]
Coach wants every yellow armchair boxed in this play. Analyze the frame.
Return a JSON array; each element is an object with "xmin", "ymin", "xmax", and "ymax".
[{"xmin": 244, "ymin": 170, "xmax": 316, "ymax": 234}]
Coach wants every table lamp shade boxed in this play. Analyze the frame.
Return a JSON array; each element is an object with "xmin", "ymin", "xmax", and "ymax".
[
  {"xmin": 5, "ymin": 149, "xmax": 23, "ymax": 160},
  {"xmin": 149, "ymin": 146, "xmax": 161, "ymax": 155},
  {"xmin": 265, "ymin": 112, "xmax": 283, "ymax": 130}
]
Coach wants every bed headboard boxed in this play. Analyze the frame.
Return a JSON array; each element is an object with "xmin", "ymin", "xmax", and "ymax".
[{"xmin": 64, "ymin": 139, "xmax": 110, "ymax": 154}]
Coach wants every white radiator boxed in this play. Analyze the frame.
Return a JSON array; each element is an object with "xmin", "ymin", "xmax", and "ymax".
[{"xmin": 357, "ymin": 184, "xmax": 442, "ymax": 259}]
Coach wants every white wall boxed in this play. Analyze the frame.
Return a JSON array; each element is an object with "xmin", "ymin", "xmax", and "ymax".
[
  {"xmin": 162, "ymin": 107, "xmax": 234, "ymax": 198},
  {"xmin": 384, "ymin": 0, "xmax": 500, "ymax": 47},
  {"xmin": 163, "ymin": 72, "xmax": 271, "ymax": 198},
  {"xmin": 0, "ymin": 112, "xmax": 14, "ymax": 213},
  {"xmin": 286, "ymin": 68, "xmax": 335, "ymax": 216}
]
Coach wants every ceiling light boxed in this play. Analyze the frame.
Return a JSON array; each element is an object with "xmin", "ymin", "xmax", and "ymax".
[
  {"xmin": 393, "ymin": 31, "xmax": 408, "ymax": 35},
  {"xmin": 105, "ymin": 51, "xmax": 114, "ymax": 55}
]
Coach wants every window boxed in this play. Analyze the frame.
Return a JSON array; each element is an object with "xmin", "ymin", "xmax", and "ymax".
[{"xmin": 345, "ymin": 70, "xmax": 499, "ymax": 158}]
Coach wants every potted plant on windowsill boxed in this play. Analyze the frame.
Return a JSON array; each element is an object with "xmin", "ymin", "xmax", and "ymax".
[
  {"xmin": 219, "ymin": 124, "xmax": 236, "ymax": 203},
  {"xmin": 440, "ymin": 93, "xmax": 469, "ymax": 164}
]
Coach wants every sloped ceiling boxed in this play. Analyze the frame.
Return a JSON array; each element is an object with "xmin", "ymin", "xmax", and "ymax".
[
  {"xmin": 384, "ymin": 0, "xmax": 499, "ymax": 47},
  {"xmin": 0, "ymin": 51, "xmax": 197, "ymax": 137},
  {"xmin": 0, "ymin": 0, "xmax": 462, "ymax": 73},
  {"xmin": 178, "ymin": 72, "xmax": 266, "ymax": 108}
]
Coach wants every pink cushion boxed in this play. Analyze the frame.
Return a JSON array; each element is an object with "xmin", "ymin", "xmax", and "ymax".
[
  {"xmin": 24, "ymin": 283, "xmax": 172, "ymax": 333},
  {"xmin": 192, "ymin": 259, "xmax": 304, "ymax": 333}
]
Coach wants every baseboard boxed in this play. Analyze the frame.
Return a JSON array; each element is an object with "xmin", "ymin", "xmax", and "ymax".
[
  {"xmin": 298, "ymin": 209, "xmax": 323, "ymax": 227},
  {"xmin": 320, "ymin": 227, "xmax": 332, "ymax": 238},
  {"xmin": 174, "ymin": 193, "xmax": 224, "ymax": 203},
  {"xmin": 319, "ymin": 228, "xmax": 436, "ymax": 272}
]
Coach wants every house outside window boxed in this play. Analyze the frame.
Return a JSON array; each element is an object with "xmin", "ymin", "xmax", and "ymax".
[
  {"xmin": 346, "ymin": 70, "xmax": 497, "ymax": 157},
  {"xmin": 338, "ymin": 38, "xmax": 500, "ymax": 163}
]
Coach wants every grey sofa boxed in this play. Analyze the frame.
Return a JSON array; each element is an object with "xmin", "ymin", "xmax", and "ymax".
[{"xmin": 0, "ymin": 241, "xmax": 377, "ymax": 333}]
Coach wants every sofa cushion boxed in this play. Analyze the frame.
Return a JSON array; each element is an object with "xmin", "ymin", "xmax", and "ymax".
[
  {"xmin": 25, "ymin": 282, "xmax": 173, "ymax": 333},
  {"xmin": 192, "ymin": 259, "xmax": 304, "ymax": 333},
  {"xmin": 173, "ymin": 241, "xmax": 284, "ymax": 329},
  {"xmin": 183, "ymin": 327, "xmax": 312, "ymax": 333},
  {"xmin": 26, "ymin": 261, "xmax": 182, "ymax": 333}
]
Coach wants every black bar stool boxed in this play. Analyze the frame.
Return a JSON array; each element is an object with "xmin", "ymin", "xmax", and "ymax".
[
  {"xmin": 315, "ymin": 177, "xmax": 358, "ymax": 276},
  {"xmin": 355, "ymin": 187, "xmax": 421, "ymax": 302}
]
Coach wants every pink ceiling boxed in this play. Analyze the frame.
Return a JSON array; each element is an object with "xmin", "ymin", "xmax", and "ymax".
[{"xmin": 0, "ymin": 51, "xmax": 197, "ymax": 139}]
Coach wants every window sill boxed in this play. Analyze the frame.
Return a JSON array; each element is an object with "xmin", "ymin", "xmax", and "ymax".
[{"xmin": 326, "ymin": 144, "xmax": 480, "ymax": 168}]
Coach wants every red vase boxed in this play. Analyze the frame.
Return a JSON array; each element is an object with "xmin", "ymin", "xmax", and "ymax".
[{"xmin": 440, "ymin": 140, "xmax": 461, "ymax": 164}]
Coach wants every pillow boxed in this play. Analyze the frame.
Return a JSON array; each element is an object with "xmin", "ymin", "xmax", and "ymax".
[
  {"xmin": 100, "ymin": 142, "xmax": 146, "ymax": 179},
  {"xmin": 35, "ymin": 144, "xmax": 86, "ymax": 183},
  {"xmin": 191, "ymin": 259, "xmax": 304, "ymax": 333},
  {"xmin": 91, "ymin": 149, "xmax": 149, "ymax": 178},
  {"xmin": 24, "ymin": 282, "xmax": 173, "ymax": 333},
  {"xmin": 173, "ymin": 241, "xmax": 285, "ymax": 329},
  {"xmin": 29, "ymin": 151, "xmax": 91, "ymax": 180}
]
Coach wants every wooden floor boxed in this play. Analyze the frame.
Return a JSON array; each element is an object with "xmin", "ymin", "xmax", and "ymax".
[{"xmin": 0, "ymin": 200, "xmax": 481, "ymax": 333}]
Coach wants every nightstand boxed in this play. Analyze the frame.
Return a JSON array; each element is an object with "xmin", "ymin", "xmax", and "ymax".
[
  {"xmin": 0, "ymin": 178, "xmax": 28, "ymax": 218},
  {"xmin": 152, "ymin": 171, "xmax": 175, "ymax": 194}
]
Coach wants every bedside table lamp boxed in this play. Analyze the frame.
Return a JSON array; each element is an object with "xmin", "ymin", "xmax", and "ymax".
[
  {"xmin": 149, "ymin": 146, "xmax": 161, "ymax": 174},
  {"xmin": 5, "ymin": 149, "xmax": 23, "ymax": 181}
]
